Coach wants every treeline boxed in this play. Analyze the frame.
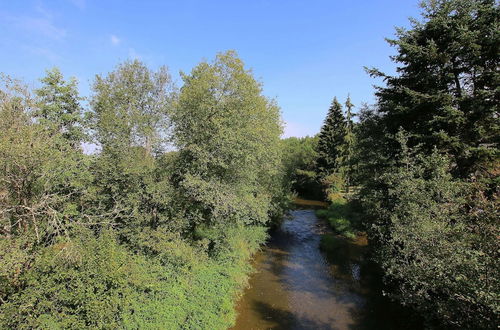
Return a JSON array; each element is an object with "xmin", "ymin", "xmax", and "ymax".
[
  {"xmin": 281, "ymin": 96, "xmax": 355, "ymax": 202},
  {"xmin": 298, "ymin": 0, "xmax": 498, "ymax": 328},
  {"xmin": 0, "ymin": 51, "xmax": 287, "ymax": 329}
]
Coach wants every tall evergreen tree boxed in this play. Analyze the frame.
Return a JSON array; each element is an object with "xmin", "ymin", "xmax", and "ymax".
[
  {"xmin": 356, "ymin": 1, "xmax": 500, "ymax": 327},
  {"xmin": 316, "ymin": 97, "xmax": 346, "ymax": 176},
  {"xmin": 367, "ymin": 0, "xmax": 499, "ymax": 177},
  {"xmin": 342, "ymin": 95, "xmax": 355, "ymax": 191}
]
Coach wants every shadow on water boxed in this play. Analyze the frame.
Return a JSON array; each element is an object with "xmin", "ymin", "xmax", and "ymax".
[
  {"xmin": 251, "ymin": 301, "xmax": 338, "ymax": 330},
  {"xmin": 232, "ymin": 208, "xmax": 423, "ymax": 330}
]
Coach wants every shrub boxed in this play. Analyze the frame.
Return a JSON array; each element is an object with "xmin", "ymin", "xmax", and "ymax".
[
  {"xmin": 363, "ymin": 145, "xmax": 499, "ymax": 328},
  {"xmin": 0, "ymin": 226, "xmax": 267, "ymax": 329}
]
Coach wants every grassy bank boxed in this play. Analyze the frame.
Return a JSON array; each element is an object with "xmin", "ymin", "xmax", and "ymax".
[
  {"xmin": 315, "ymin": 195, "xmax": 365, "ymax": 254},
  {"xmin": 316, "ymin": 196, "xmax": 361, "ymax": 239}
]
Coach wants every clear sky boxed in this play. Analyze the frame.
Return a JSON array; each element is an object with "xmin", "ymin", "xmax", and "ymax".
[{"xmin": 1, "ymin": 0, "xmax": 421, "ymax": 137}]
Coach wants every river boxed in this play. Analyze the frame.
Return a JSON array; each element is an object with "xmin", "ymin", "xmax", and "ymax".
[{"xmin": 232, "ymin": 208, "xmax": 422, "ymax": 330}]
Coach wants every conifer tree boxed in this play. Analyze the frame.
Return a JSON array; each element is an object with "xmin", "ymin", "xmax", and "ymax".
[
  {"xmin": 356, "ymin": 1, "xmax": 500, "ymax": 327},
  {"xmin": 316, "ymin": 97, "xmax": 346, "ymax": 177},
  {"xmin": 342, "ymin": 95, "xmax": 355, "ymax": 191},
  {"xmin": 366, "ymin": 0, "xmax": 499, "ymax": 177}
]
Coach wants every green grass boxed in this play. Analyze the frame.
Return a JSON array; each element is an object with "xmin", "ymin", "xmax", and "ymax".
[
  {"xmin": 320, "ymin": 233, "xmax": 346, "ymax": 252},
  {"xmin": 316, "ymin": 197, "xmax": 360, "ymax": 240}
]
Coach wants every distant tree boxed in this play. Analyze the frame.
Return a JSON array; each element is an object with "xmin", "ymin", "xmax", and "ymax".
[
  {"xmin": 35, "ymin": 68, "xmax": 86, "ymax": 148},
  {"xmin": 316, "ymin": 97, "xmax": 346, "ymax": 177},
  {"xmin": 341, "ymin": 95, "xmax": 355, "ymax": 191},
  {"xmin": 351, "ymin": 104, "xmax": 389, "ymax": 191},
  {"xmin": 281, "ymin": 136, "xmax": 322, "ymax": 199}
]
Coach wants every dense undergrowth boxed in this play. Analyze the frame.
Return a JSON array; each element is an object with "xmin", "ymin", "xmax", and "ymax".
[{"xmin": 0, "ymin": 226, "xmax": 267, "ymax": 329}]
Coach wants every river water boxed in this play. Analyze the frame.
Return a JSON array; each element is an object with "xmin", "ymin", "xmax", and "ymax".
[{"xmin": 232, "ymin": 209, "xmax": 421, "ymax": 330}]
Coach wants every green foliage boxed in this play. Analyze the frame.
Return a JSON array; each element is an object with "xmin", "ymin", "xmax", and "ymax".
[
  {"xmin": 0, "ymin": 227, "xmax": 267, "ymax": 329},
  {"xmin": 281, "ymin": 136, "xmax": 318, "ymax": 176},
  {"xmin": 172, "ymin": 51, "xmax": 285, "ymax": 227},
  {"xmin": 124, "ymin": 225, "xmax": 267, "ymax": 330},
  {"xmin": 341, "ymin": 96, "xmax": 356, "ymax": 189},
  {"xmin": 88, "ymin": 60, "xmax": 181, "ymax": 241},
  {"xmin": 320, "ymin": 173, "xmax": 345, "ymax": 202},
  {"xmin": 366, "ymin": 0, "xmax": 499, "ymax": 177},
  {"xmin": 316, "ymin": 97, "xmax": 346, "ymax": 177},
  {"xmin": 35, "ymin": 67, "xmax": 87, "ymax": 148},
  {"xmin": 1, "ymin": 54, "xmax": 283, "ymax": 329},
  {"xmin": 281, "ymin": 136, "xmax": 322, "ymax": 199},
  {"xmin": 1, "ymin": 231, "xmax": 142, "ymax": 329},
  {"xmin": 90, "ymin": 59, "xmax": 173, "ymax": 154},
  {"xmin": 355, "ymin": 2, "xmax": 500, "ymax": 327},
  {"xmin": 361, "ymin": 136, "xmax": 499, "ymax": 328},
  {"xmin": 316, "ymin": 197, "xmax": 360, "ymax": 239},
  {"xmin": 315, "ymin": 96, "xmax": 358, "ymax": 197},
  {"xmin": 0, "ymin": 74, "xmax": 91, "ymax": 242}
]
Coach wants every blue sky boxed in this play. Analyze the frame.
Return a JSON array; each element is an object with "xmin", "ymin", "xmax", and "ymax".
[{"xmin": 1, "ymin": 0, "xmax": 421, "ymax": 137}]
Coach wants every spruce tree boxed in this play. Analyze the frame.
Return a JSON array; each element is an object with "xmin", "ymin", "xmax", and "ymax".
[
  {"xmin": 356, "ymin": 1, "xmax": 500, "ymax": 327},
  {"xmin": 367, "ymin": 0, "xmax": 499, "ymax": 177},
  {"xmin": 316, "ymin": 97, "xmax": 346, "ymax": 177},
  {"xmin": 342, "ymin": 95, "xmax": 355, "ymax": 191}
]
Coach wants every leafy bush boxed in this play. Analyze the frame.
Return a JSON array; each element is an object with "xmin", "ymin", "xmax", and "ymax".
[
  {"xmin": 361, "ymin": 140, "xmax": 499, "ymax": 329},
  {"xmin": 321, "ymin": 173, "xmax": 345, "ymax": 202},
  {"xmin": 0, "ymin": 226, "xmax": 267, "ymax": 329}
]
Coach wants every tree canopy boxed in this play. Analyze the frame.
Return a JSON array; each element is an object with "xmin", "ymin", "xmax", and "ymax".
[{"xmin": 0, "ymin": 53, "xmax": 286, "ymax": 329}]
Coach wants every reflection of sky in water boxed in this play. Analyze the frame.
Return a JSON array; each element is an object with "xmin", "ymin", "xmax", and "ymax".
[
  {"xmin": 232, "ymin": 209, "xmax": 423, "ymax": 330},
  {"xmin": 282, "ymin": 211, "xmax": 365, "ymax": 329},
  {"xmin": 351, "ymin": 263, "xmax": 361, "ymax": 282}
]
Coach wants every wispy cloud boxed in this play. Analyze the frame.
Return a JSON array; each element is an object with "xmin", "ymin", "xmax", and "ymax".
[
  {"xmin": 25, "ymin": 45, "xmax": 60, "ymax": 62},
  {"xmin": 0, "ymin": 8, "xmax": 66, "ymax": 40},
  {"xmin": 110, "ymin": 34, "xmax": 121, "ymax": 46},
  {"xmin": 0, "ymin": 4, "xmax": 66, "ymax": 64},
  {"xmin": 68, "ymin": 0, "xmax": 86, "ymax": 10}
]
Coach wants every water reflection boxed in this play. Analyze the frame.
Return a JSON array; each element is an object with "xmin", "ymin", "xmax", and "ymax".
[{"xmin": 232, "ymin": 210, "xmax": 422, "ymax": 330}]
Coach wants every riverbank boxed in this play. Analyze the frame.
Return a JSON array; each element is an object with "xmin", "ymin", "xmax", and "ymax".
[
  {"xmin": 316, "ymin": 196, "xmax": 362, "ymax": 240},
  {"xmin": 293, "ymin": 197, "xmax": 329, "ymax": 208}
]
